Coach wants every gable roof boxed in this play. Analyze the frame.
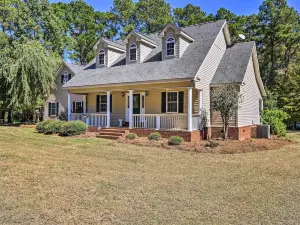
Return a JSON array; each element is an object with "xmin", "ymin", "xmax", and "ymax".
[
  {"xmin": 63, "ymin": 20, "xmax": 227, "ymax": 88},
  {"xmin": 59, "ymin": 61, "xmax": 84, "ymax": 74},
  {"xmin": 123, "ymin": 30, "xmax": 158, "ymax": 47},
  {"xmin": 93, "ymin": 38, "xmax": 126, "ymax": 52},
  {"xmin": 158, "ymin": 23, "xmax": 194, "ymax": 42},
  {"xmin": 211, "ymin": 41, "xmax": 266, "ymax": 96}
]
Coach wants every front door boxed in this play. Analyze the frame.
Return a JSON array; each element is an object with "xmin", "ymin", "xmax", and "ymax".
[{"xmin": 133, "ymin": 94, "xmax": 140, "ymax": 114}]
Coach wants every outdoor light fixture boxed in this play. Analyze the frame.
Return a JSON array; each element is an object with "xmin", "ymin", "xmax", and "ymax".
[
  {"xmin": 145, "ymin": 91, "xmax": 148, "ymax": 96},
  {"xmin": 122, "ymin": 92, "xmax": 125, "ymax": 97}
]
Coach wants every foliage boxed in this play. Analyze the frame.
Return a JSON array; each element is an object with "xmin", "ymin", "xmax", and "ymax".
[
  {"xmin": 58, "ymin": 120, "xmax": 88, "ymax": 136},
  {"xmin": 58, "ymin": 108, "xmax": 68, "ymax": 121},
  {"xmin": 168, "ymin": 136, "xmax": 184, "ymax": 145},
  {"xmin": 36, "ymin": 120, "xmax": 53, "ymax": 133},
  {"xmin": 126, "ymin": 133, "xmax": 137, "ymax": 140},
  {"xmin": 211, "ymin": 85, "xmax": 242, "ymax": 140},
  {"xmin": 173, "ymin": 4, "xmax": 207, "ymax": 27},
  {"xmin": 205, "ymin": 140, "xmax": 220, "ymax": 148},
  {"xmin": 148, "ymin": 132, "xmax": 161, "ymax": 141},
  {"xmin": 44, "ymin": 120, "xmax": 66, "ymax": 134},
  {"xmin": 261, "ymin": 109, "xmax": 289, "ymax": 136}
]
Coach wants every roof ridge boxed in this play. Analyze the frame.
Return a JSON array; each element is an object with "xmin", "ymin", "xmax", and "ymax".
[{"xmin": 179, "ymin": 19, "xmax": 226, "ymax": 29}]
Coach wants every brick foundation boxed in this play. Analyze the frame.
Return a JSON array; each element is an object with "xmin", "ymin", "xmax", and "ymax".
[
  {"xmin": 211, "ymin": 125, "xmax": 256, "ymax": 140},
  {"xmin": 88, "ymin": 126, "xmax": 100, "ymax": 132},
  {"xmin": 130, "ymin": 129, "xmax": 201, "ymax": 142}
]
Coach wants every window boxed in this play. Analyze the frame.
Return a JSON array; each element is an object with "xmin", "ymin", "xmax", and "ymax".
[
  {"xmin": 99, "ymin": 49, "xmax": 105, "ymax": 65},
  {"xmin": 48, "ymin": 102, "xmax": 58, "ymax": 116},
  {"xmin": 72, "ymin": 101, "xmax": 83, "ymax": 113},
  {"xmin": 167, "ymin": 92, "xmax": 178, "ymax": 113},
  {"xmin": 130, "ymin": 43, "xmax": 137, "ymax": 61},
  {"xmin": 166, "ymin": 37, "xmax": 175, "ymax": 56},
  {"xmin": 62, "ymin": 71, "xmax": 70, "ymax": 84},
  {"xmin": 97, "ymin": 94, "xmax": 107, "ymax": 112}
]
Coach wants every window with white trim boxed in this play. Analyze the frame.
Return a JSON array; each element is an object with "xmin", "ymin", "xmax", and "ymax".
[
  {"xmin": 63, "ymin": 71, "xmax": 69, "ymax": 83},
  {"xmin": 130, "ymin": 43, "xmax": 137, "ymax": 61},
  {"xmin": 167, "ymin": 92, "xmax": 178, "ymax": 113},
  {"xmin": 166, "ymin": 37, "xmax": 175, "ymax": 56},
  {"xmin": 73, "ymin": 101, "xmax": 83, "ymax": 113},
  {"xmin": 97, "ymin": 94, "xmax": 107, "ymax": 112},
  {"xmin": 50, "ymin": 102, "xmax": 57, "ymax": 116},
  {"xmin": 99, "ymin": 49, "xmax": 105, "ymax": 65}
]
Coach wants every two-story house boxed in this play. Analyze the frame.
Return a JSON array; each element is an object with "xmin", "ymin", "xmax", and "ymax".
[{"xmin": 44, "ymin": 20, "xmax": 266, "ymax": 141}]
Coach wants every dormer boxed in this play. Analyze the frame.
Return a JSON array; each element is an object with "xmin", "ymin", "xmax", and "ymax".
[
  {"xmin": 93, "ymin": 38, "xmax": 125, "ymax": 68},
  {"xmin": 123, "ymin": 31, "xmax": 157, "ymax": 64},
  {"xmin": 159, "ymin": 23, "xmax": 194, "ymax": 60}
]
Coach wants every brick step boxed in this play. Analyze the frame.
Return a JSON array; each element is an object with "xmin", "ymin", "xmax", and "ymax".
[
  {"xmin": 98, "ymin": 131, "xmax": 124, "ymax": 137},
  {"xmin": 96, "ymin": 134, "xmax": 120, "ymax": 140},
  {"xmin": 101, "ymin": 128, "xmax": 129, "ymax": 133}
]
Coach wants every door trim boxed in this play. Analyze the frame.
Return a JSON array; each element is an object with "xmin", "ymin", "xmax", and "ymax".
[{"xmin": 125, "ymin": 92, "xmax": 145, "ymax": 122}]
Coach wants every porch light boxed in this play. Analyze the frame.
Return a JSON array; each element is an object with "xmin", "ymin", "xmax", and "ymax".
[
  {"xmin": 145, "ymin": 91, "xmax": 148, "ymax": 96},
  {"xmin": 122, "ymin": 92, "xmax": 125, "ymax": 97}
]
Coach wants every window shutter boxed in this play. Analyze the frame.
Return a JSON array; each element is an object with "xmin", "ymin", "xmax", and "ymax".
[
  {"xmin": 161, "ymin": 92, "xmax": 166, "ymax": 113},
  {"xmin": 56, "ymin": 102, "xmax": 59, "ymax": 116},
  {"xmin": 68, "ymin": 74, "xmax": 72, "ymax": 81},
  {"xmin": 96, "ymin": 95, "xmax": 100, "ymax": 112},
  {"xmin": 72, "ymin": 102, "xmax": 75, "ymax": 113},
  {"xmin": 178, "ymin": 92, "xmax": 184, "ymax": 113},
  {"xmin": 48, "ymin": 102, "xmax": 51, "ymax": 116},
  {"xmin": 81, "ymin": 101, "xmax": 84, "ymax": 113},
  {"xmin": 110, "ymin": 94, "xmax": 112, "ymax": 113},
  {"xmin": 61, "ymin": 75, "xmax": 64, "ymax": 84}
]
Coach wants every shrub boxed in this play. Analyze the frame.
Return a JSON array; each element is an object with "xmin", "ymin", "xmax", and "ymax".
[
  {"xmin": 126, "ymin": 133, "xmax": 137, "ymax": 140},
  {"xmin": 58, "ymin": 108, "xmax": 68, "ymax": 121},
  {"xmin": 261, "ymin": 109, "xmax": 289, "ymax": 137},
  {"xmin": 168, "ymin": 136, "xmax": 184, "ymax": 145},
  {"xmin": 36, "ymin": 120, "xmax": 53, "ymax": 133},
  {"xmin": 58, "ymin": 120, "xmax": 88, "ymax": 136},
  {"xmin": 44, "ymin": 121, "xmax": 66, "ymax": 134},
  {"xmin": 148, "ymin": 132, "xmax": 161, "ymax": 141},
  {"xmin": 205, "ymin": 140, "xmax": 219, "ymax": 148}
]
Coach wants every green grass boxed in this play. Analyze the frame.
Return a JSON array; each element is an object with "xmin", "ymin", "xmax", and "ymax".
[{"xmin": 1, "ymin": 127, "xmax": 300, "ymax": 224}]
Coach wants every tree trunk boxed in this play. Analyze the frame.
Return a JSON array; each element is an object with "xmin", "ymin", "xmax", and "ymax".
[
  {"xmin": 32, "ymin": 109, "xmax": 37, "ymax": 124},
  {"xmin": 7, "ymin": 109, "xmax": 12, "ymax": 124}
]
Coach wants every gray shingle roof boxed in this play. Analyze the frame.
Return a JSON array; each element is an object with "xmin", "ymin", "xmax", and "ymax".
[
  {"xmin": 64, "ymin": 20, "xmax": 226, "ymax": 88},
  {"xmin": 65, "ymin": 62, "xmax": 84, "ymax": 74},
  {"xmin": 211, "ymin": 42, "xmax": 255, "ymax": 85},
  {"xmin": 103, "ymin": 38, "xmax": 126, "ymax": 51}
]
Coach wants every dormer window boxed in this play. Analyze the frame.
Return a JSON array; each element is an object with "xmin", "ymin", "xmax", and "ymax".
[
  {"xmin": 166, "ymin": 37, "xmax": 175, "ymax": 56},
  {"xmin": 61, "ymin": 71, "xmax": 71, "ymax": 84},
  {"xmin": 99, "ymin": 49, "xmax": 105, "ymax": 65},
  {"xmin": 130, "ymin": 43, "xmax": 137, "ymax": 61}
]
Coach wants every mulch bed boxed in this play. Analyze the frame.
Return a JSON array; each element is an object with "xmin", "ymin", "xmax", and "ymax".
[{"xmin": 117, "ymin": 137, "xmax": 294, "ymax": 154}]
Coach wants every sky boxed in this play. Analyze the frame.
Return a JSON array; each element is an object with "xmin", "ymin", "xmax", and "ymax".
[{"xmin": 50, "ymin": 0, "xmax": 300, "ymax": 16}]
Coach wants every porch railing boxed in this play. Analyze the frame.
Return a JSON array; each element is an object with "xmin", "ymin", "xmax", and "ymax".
[
  {"xmin": 70, "ymin": 113, "xmax": 107, "ymax": 127},
  {"xmin": 132, "ymin": 114, "xmax": 188, "ymax": 130}
]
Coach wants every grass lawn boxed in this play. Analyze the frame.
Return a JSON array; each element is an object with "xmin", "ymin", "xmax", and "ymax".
[{"xmin": 1, "ymin": 127, "xmax": 300, "ymax": 224}]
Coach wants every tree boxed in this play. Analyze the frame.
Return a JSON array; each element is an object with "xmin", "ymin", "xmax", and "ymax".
[
  {"xmin": 0, "ymin": 41, "xmax": 59, "ymax": 122},
  {"xmin": 211, "ymin": 85, "xmax": 242, "ymax": 140},
  {"xmin": 136, "ymin": 0, "xmax": 173, "ymax": 33},
  {"xmin": 173, "ymin": 4, "xmax": 207, "ymax": 27}
]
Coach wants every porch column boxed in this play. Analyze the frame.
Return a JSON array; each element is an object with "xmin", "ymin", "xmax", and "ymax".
[
  {"xmin": 129, "ymin": 90, "xmax": 134, "ymax": 129},
  {"xmin": 67, "ymin": 93, "xmax": 71, "ymax": 121},
  {"xmin": 106, "ymin": 91, "xmax": 111, "ymax": 128},
  {"xmin": 198, "ymin": 89, "xmax": 203, "ymax": 113},
  {"xmin": 83, "ymin": 95, "xmax": 87, "ymax": 113},
  {"xmin": 187, "ymin": 87, "xmax": 193, "ymax": 131}
]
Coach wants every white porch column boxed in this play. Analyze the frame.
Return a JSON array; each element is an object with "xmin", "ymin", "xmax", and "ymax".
[
  {"xmin": 129, "ymin": 90, "xmax": 134, "ymax": 129},
  {"xmin": 187, "ymin": 87, "xmax": 193, "ymax": 131},
  {"xmin": 106, "ymin": 91, "xmax": 111, "ymax": 128},
  {"xmin": 67, "ymin": 93, "xmax": 71, "ymax": 121},
  {"xmin": 198, "ymin": 89, "xmax": 203, "ymax": 113},
  {"xmin": 83, "ymin": 95, "xmax": 87, "ymax": 114}
]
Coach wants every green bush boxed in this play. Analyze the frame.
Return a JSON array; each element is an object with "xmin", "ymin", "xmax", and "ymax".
[
  {"xmin": 261, "ymin": 109, "xmax": 289, "ymax": 137},
  {"xmin": 36, "ymin": 120, "xmax": 53, "ymax": 133},
  {"xmin": 126, "ymin": 133, "xmax": 137, "ymax": 140},
  {"xmin": 168, "ymin": 136, "xmax": 184, "ymax": 145},
  {"xmin": 205, "ymin": 140, "xmax": 219, "ymax": 148},
  {"xmin": 44, "ymin": 121, "xmax": 66, "ymax": 134},
  {"xmin": 58, "ymin": 120, "xmax": 88, "ymax": 136},
  {"xmin": 148, "ymin": 132, "xmax": 161, "ymax": 141}
]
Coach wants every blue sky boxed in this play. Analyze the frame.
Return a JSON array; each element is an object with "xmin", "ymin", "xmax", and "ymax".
[{"xmin": 50, "ymin": 0, "xmax": 299, "ymax": 15}]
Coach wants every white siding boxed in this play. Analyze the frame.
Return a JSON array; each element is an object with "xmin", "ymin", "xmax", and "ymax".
[
  {"xmin": 162, "ymin": 27, "xmax": 179, "ymax": 60},
  {"xmin": 194, "ymin": 29, "xmax": 227, "ymax": 127},
  {"xmin": 238, "ymin": 55, "xmax": 262, "ymax": 127},
  {"xmin": 140, "ymin": 43, "xmax": 152, "ymax": 62},
  {"xmin": 44, "ymin": 66, "xmax": 83, "ymax": 120},
  {"xmin": 179, "ymin": 36, "xmax": 190, "ymax": 57},
  {"xmin": 107, "ymin": 49, "xmax": 122, "ymax": 67}
]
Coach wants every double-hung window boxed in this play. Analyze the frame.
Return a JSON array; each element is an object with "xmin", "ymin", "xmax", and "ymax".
[
  {"xmin": 48, "ymin": 102, "xmax": 59, "ymax": 116},
  {"xmin": 167, "ymin": 92, "xmax": 178, "ymax": 113},
  {"xmin": 99, "ymin": 49, "xmax": 105, "ymax": 65},
  {"xmin": 97, "ymin": 94, "xmax": 107, "ymax": 112},
  {"xmin": 166, "ymin": 37, "xmax": 175, "ymax": 56},
  {"xmin": 73, "ymin": 101, "xmax": 83, "ymax": 113},
  {"xmin": 62, "ymin": 71, "xmax": 70, "ymax": 84},
  {"xmin": 130, "ymin": 43, "xmax": 137, "ymax": 61}
]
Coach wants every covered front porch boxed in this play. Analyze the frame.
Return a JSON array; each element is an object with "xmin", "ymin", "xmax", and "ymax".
[{"xmin": 67, "ymin": 81, "xmax": 203, "ymax": 132}]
